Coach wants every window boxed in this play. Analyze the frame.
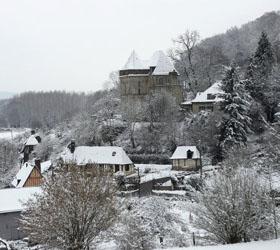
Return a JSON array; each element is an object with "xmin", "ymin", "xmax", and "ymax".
[
  {"xmin": 115, "ymin": 165, "xmax": 120, "ymax": 172},
  {"xmin": 207, "ymin": 93, "xmax": 216, "ymax": 100},
  {"xmin": 199, "ymin": 105, "xmax": 213, "ymax": 112},
  {"xmin": 125, "ymin": 165, "xmax": 130, "ymax": 172}
]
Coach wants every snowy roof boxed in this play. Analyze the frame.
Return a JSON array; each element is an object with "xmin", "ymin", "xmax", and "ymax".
[
  {"xmin": 41, "ymin": 160, "xmax": 52, "ymax": 173},
  {"xmin": 25, "ymin": 135, "xmax": 39, "ymax": 146},
  {"xmin": 122, "ymin": 50, "xmax": 176, "ymax": 75},
  {"xmin": 123, "ymin": 50, "xmax": 145, "ymax": 69},
  {"xmin": 62, "ymin": 146, "xmax": 133, "ymax": 165},
  {"xmin": 11, "ymin": 163, "xmax": 35, "ymax": 188},
  {"xmin": 182, "ymin": 82, "xmax": 223, "ymax": 105},
  {"xmin": 11, "ymin": 160, "xmax": 51, "ymax": 188},
  {"xmin": 0, "ymin": 187, "xmax": 41, "ymax": 214},
  {"xmin": 170, "ymin": 146, "xmax": 200, "ymax": 160},
  {"xmin": 152, "ymin": 51, "xmax": 175, "ymax": 75}
]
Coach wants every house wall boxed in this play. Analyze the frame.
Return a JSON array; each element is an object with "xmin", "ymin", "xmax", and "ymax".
[
  {"xmin": 192, "ymin": 102, "xmax": 214, "ymax": 113},
  {"xmin": 77, "ymin": 163, "xmax": 135, "ymax": 176},
  {"xmin": 0, "ymin": 212, "xmax": 25, "ymax": 240},
  {"xmin": 24, "ymin": 168, "xmax": 43, "ymax": 187},
  {"xmin": 172, "ymin": 159, "xmax": 201, "ymax": 171}
]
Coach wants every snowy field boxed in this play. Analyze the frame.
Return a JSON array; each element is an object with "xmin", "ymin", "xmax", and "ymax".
[
  {"xmin": 135, "ymin": 164, "xmax": 172, "ymax": 173},
  {"xmin": 0, "ymin": 129, "xmax": 27, "ymax": 140},
  {"xmin": 160, "ymin": 239, "xmax": 280, "ymax": 250}
]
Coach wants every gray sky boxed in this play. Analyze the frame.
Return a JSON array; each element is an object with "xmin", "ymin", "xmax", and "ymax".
[{"xmin": 0, "ymin": 0, "xmax": 279, "ymax": 93}]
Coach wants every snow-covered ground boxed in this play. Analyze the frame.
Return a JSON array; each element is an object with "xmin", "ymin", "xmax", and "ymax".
[
  {"xmin": 0, "ymin": 128, "xmax": 28, "ymax": 140},
  {"xmin": 135, "ymin": 164, "xmax": 172, "ymax": 173},
  {"xmin": 160, "ymin": 238, "xmax": 280, "ymax": 250}
]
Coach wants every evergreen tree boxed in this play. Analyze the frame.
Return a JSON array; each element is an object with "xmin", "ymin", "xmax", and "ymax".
[
  {"xmin": 245, "ymin": 32, "xmax": 277, "ymax": 122},
  {"xmin": 254, "ymin": 32, "xmax": 274, "ymax": 78},
  {"xmin": 217, "ymin": 66, "xmax": 251, "ymax": 159},
  {"xmin": 244, "ymin": 57, "xmax": 256, "ymax": 95}
]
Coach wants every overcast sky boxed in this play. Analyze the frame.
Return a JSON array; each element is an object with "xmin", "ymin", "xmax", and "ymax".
[{"xmin": 0, "ymin": 0, "xmax": 279, "ymax": 93}]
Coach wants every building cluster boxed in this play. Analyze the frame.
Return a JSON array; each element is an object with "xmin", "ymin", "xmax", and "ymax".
[
  {"xmin": 120, "ymin": 50, "xmax": 224, "ymax": 112},
  {"xmin": 0, "ymin": 51, "xmax": 223, "ymax": 242},
  {"xmin": 0, "ymin": 130, "xmax": 202, "ymax": 241}
]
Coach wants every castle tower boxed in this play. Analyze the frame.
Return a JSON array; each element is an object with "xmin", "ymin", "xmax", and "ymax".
[{"xmin": 119, "ymin": 50, "xmax": 183, "ymax": 105}]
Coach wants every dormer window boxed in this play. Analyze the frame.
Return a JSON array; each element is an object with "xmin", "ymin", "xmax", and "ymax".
[
  {"xmin": 187, "ymin": 150, "xmax": 193, "ymax": 159},
  {"xmin": 112, "ymin": 151, "xmax": 116, "ymax": 156},
  {"xmin": 207, "ymin": 93, "xmax": 216, "ymax": 100}
]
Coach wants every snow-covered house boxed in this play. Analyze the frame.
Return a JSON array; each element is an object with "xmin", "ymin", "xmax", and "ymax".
[
  {"xmin": 0, "ymin": 187, "xmax": 40, "ymax": 240},
  {"xmin": 11, "ymin": 160, "xmax": 52, "ymax": 188},
  {"xmin": 119, "ymin": 50, "xmax": 183, "ymax": 105},
  {"xmin": 170, "ymin": 146, "xmax": 201, "ymax": 171},
  {"xmin": 181, "ymin": 82, "xmax": 223, "ymax": 113},
  {"xmin": 62, "ymin": 145, "xmax": 134, "ymax": 175},
  {"xmin": 21, "ymin": 130, "xmax": 41, "ymax": 163}
]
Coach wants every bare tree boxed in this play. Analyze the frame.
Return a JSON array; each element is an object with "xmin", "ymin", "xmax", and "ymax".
[
  {"xmin": 122, "ymin": 100, "xmax": 144, "ymax": 149},
  {"xmin": 171, "ymin": 30, "xmax": 200, "ymax": 92},
  {"xmin": 103, "ymin": 71, "xmax": 120, "ymax": 91},
  {"xmin": 21, "ymin": 166, "xmax": 119, "ymax": 250}
]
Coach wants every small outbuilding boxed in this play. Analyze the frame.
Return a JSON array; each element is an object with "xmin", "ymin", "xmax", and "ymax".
[
  {"xmin": 0, "ymin": 187, "xmax": 40, "ymax": 240},
  {"xmin": 170, "ymin": 146, "xmax": 201, "ymax": 171},
  {"xmin": 11, "ymin": 160, "xmax": 52, "ymax": 188}
]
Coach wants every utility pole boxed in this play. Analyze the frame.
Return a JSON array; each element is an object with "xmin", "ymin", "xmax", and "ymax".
[{"xmin": 198, "ymin": 140, "xmax": 203, "ymax": 178}]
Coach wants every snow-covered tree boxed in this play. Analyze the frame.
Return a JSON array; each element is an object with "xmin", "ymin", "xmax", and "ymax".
[
  {"xmin": 217, "ymin": 66, "xmax": 251, "ymax": 159},
  {"xmin": 193, "ymin": 168, "xmax": 274, "ymax": 244},
  {"xmin": 0, "ymin": 139, "xmax": 19, "ymax": 188},
  {"xmin": 254, "ymin": 32, "xmax": 274, "ymax": 80},
  {"xmin": 21, "ymin": 166, "xmax": 118, "ymax": 250},
  {"xmin": 114, "ymin": 210, "xmax": 155, "ymax": 250},
  {"xmin": 244, "ymin": 32, "xmax": 277, "ymax": 122}
]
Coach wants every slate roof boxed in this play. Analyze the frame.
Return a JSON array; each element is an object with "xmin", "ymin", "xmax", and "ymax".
[
  {"xmin": 25, "ymin": 135, "xmax": 39, "ymax": 146},
  {"xmin": 122, "ymin": 50, "xmax": 176, "ymax": 75},
  {"xmin": 182, "ymin": 82, "xmax": 223, "ymax": 105},
  {"xmin": 62, "ymin": 146, "xmax": 133, "ymax": 165},
  {"xmin": 11, "ymin": 161, "xmax": 52, "ymax": 188},
  {"xmin": 0, "ymin": 187, "xmax": 41, "ymax": 214}
]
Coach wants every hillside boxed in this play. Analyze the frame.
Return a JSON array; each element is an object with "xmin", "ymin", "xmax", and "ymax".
[
  {"xmin": 174, "ymin": 11, "xmax": 280, "ymax": 93},
  {"xmin": 201, "ymin": 11, "xmax": 280, "ymax": 64}
]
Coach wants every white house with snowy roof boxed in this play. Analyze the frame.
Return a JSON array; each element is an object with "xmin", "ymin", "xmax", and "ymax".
[
  {"xmin": 170, "ymin": 146, "xmax": 201, "ymax": 171},
  {"xmin": 62, "ymin": 145, "xmax": 134, "ymax": 175},
  {"xmin": 181, "ymin": 82, "xmax": 224, "ymax": 113},
  {"xmin": 0, "ymin": 187, "xmax": 40, "ymax": 240},
  {"xmin": 119, "ymin": 50, "xmax": 183, "ymax": 104}
]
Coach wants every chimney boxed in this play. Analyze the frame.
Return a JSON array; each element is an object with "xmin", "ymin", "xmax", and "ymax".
[
  {"xmin": 187, "ymin": 150, "xmax": 193, "ymax": 159},
  {"xmin": 31, "ymin": 129, "xmax": 36, "ymax": 135},
  {"xmin": 68, "ymin": 140, "xmax": 76, "ymax": 154},
  {"xmin": 35, "ymin": 158, "xmax": 41, "ymax": 173}
]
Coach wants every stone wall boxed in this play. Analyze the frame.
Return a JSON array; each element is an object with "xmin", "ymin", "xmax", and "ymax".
[{"xmin": 119, "ymin": 70, "xmax": 183, "ymax": 105}]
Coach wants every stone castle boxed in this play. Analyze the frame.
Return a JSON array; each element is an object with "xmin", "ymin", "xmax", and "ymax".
[{"xmin": 119, "ymin": 50, "xmax": 183, "ymax": 104}]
